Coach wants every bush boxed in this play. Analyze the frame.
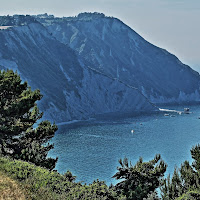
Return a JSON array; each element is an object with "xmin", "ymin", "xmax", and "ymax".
[{"xmin": 0, "ymin": 156, "xmax": 124, "ymax": 199}]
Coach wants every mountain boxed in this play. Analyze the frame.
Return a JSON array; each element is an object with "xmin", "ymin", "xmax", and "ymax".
[
  {"xmin": 36, "ymin": 12, "xmax": 200, "ymax": 103},
  {"xmin": 0, "ymin": 14, "xmax": 156, "ymax": 122},
  {"xmin": 0, "ymin": 13, "xmax": 199, "ymax": 122}
]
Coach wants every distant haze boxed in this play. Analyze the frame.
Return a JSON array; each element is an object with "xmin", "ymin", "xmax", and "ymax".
[{"xmin": 0, "ymin": 0, "xmax": 200, "ymax": 72}]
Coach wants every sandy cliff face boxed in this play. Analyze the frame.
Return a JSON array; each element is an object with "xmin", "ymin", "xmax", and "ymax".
[
  {"xmin": 1, "ymin": 13, "xmax": 200, "ymax": 122},
  {"xmin": 0, "ymin": 16, "xmax": 156, "ymax": 122},
  {"xmin": 39, "ymin": 13, "xmax": 200, "ymax": 104}
]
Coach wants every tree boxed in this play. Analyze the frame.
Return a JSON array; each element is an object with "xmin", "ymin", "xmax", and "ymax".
[
  {"xmin": 161, "ymin": 144, "xmax": 200, "ymax": 200},
  {"xmin": 191, "ymin": 144, "xmax": 200, "ymax": 171},
  {"xmin": 0, "ymin": 69, "xmax": 57, "ymax": 170},
  {"xmin": 63, "ymin": 170, "xmax": 76, "ymax": 182},
  {"xmin": 113, "ymin": 155, "xmax": 167, "ymax": 200}
]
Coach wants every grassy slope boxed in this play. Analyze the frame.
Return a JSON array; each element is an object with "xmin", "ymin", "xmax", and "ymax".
[
  {"xmin": 0, "ymin": 156, "xmax": 125, "ymax": 200},
  {"xmin": 0, "ymin": 171, "xmax": 28, "ymax": 200}
]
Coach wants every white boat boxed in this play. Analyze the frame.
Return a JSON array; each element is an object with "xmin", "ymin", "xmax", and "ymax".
[
  {"xmin": 164, "ymin": 114, "xmax": 170, "ymax": 116},
  {"xmin": 184, "ymin": 108, "xmax": 190, "ymax": 114}
]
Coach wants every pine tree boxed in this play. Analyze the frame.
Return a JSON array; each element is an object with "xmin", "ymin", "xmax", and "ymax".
[
  {"xmin": 161, "ymin": 145, "xmax": 200, "ymax": 199},
  {"xmin": 113, "ymin": 154, "xmax": 167, "ymax": 200},
  {"xmin": 0, "ymin": 69, "xmax": 57, "ymax": 170}
]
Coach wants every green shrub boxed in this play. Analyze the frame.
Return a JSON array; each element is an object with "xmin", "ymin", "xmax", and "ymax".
[
  {"xmin": 175, "ymin": 190, "xmax": 200, "ymax": 200},
  {"xmin": 0, "ymin": 156, "xmax": 124, "ymax": 199}
]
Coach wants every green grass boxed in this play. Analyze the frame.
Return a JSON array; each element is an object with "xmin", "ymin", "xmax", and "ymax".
[{"xmin": 0, "ymin": 156, "xmax": 125, "ymax": 199}]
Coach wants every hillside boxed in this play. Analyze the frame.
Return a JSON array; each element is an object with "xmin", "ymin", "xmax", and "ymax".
[
  {"xmin": 0, "ymin": 172, "xmax": 27, "ymax": 200},
  {"xmin": 0, "ymin": 14, "xmax": 157, "ymax": 123},
  {"xmin": 0, "ymin": 13, "xmax": 199, "ymax": 122},
  {"xmin": 0, "ymin": 156, "xmax": 124, "ymax": 199},
  {"xmin": 37, "ymin": 12, "xmax": 200, "ymax": 103}
]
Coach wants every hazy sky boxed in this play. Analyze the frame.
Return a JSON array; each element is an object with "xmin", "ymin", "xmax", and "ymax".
[{"xmin": 0, "ymin": 0, "xmax": 200, "ymax": 71}]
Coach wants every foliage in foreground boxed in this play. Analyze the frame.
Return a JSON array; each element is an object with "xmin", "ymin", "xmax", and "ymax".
[
  {"xmin": 0, "ymin": 156, "xmax": 125, "ymax": 200},
  {"xmin": 2, "ymin": 147, "xmax": 200, "ymax": 200},
  {"xmin": 0, "ymin": 69, "xmax": 57, "ymax": 170},
  {"xmin": 113, "ymin": 154, "xmax": 167, "ymax": 200},
  {"xmin": 161, "ymin": 144, "xmax": 200, "ymax": 200},
  {"xmin": 175, "ymin": 190, "xmax": 200, "ymax": 200}
]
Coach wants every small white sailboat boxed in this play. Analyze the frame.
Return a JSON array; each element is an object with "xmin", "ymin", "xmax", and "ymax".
[{"xmin": 184, "ymin": 108, "xmax": 190, "ymax": 114}]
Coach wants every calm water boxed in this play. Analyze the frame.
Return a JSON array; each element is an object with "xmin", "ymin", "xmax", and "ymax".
[{"xmin": 49, "ymin": 105, "xmax": 200, "ymax": 185}]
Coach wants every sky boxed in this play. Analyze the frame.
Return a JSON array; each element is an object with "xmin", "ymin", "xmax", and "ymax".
[{"xmin": 0, "ymin": 0, "xmax": 200, "ymax": 72}]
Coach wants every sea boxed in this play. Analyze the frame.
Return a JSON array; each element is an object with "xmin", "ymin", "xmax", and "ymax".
[{"xmin": 48, "ymin": 104, "xmax": 200, "ymax": 185}]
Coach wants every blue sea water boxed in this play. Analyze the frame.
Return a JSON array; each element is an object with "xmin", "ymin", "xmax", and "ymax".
[{"xmin": 49, "ymin": 105, "xmax": 200, "ymax": 185}]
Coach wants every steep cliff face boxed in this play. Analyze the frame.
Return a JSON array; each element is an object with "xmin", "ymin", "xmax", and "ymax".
[
  {"xmin": 1, "ymin": 13, "xmax": 199, "ymax": 122},
  {"xmin": 38, "ymin": 13, "xmax": 200, "ymax": 103},
  {"xmin": 0, "ymin": 16, "xmax": 156, "ymax": 122}
]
